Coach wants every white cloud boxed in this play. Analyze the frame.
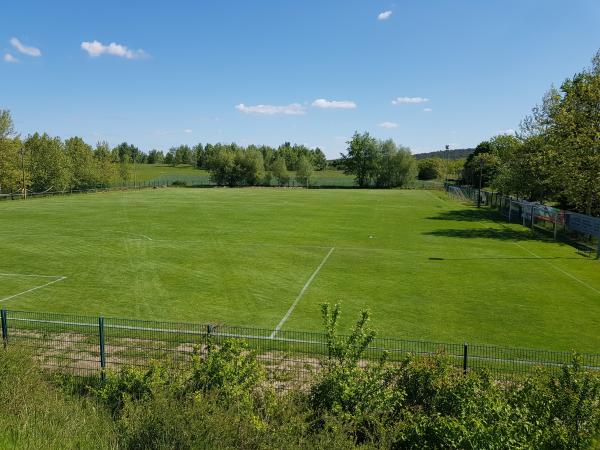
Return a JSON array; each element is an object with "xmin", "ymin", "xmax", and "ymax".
[
  {"xmin": 3, "ymin": 53, "xmax": 18, "ymax": 63},
  {"xmin": 392, "ymin": 96, "xmax": 429, "ymax": 105},
  {"xmin": 378, "ymin": 10, "xmax": 392, "ymax": 20},
  {"xmin": 378, "ymin": 121, "xmax": 398, "ymax": 129},
  {"xmin": 423, "ymin": 107, "xmax": 433, "ymax": 112},
  {"xmin": 183, "ymin": 129, "xmax": 193, "ymax": 134},
  {"xmin": 10, "ymin": 37, "xmax": 41, "ymax": 57},
  {"xmin": 235, "ymin": 103, "xmax": 306, "ymax": 115},
  {"xmin": 311, "ymin": 98, "xmax": 357, "ymax": 109},
  {"xmin": 81, "ymin": 40, "xmax": 148, "ymax": 59}
]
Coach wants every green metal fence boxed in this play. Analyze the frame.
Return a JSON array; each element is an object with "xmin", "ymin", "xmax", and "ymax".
[{"xmin": 2, "ymin": 309, "xmax": 598, "ymax": 387}]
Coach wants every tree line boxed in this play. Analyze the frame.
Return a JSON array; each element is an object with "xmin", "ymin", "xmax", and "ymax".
[
  {"xmin": 0, "ymin": 111, "xmax": 330, "ymax": 192},
  {"xmin": 462, "ymin": 49, "xmax": 600, "ymax": 216}
]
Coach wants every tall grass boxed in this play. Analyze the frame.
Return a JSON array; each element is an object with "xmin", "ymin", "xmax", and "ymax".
[{"xmin": 0, "ymin": 347, "xmax": 117, "ymax": 449}]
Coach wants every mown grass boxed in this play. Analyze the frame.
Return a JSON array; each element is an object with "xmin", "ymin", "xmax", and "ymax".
[{"xmin": 1, "ymin": 188, "xmax": 599, "ymax": 351}]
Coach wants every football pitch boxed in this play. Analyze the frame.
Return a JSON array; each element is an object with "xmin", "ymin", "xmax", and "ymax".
[{"xmin": 1, "ymin": 188, "xmax": 599, "ymax": 352}]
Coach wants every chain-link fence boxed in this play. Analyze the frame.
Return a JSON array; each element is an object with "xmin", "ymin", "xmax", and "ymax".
[{"xmin": 2, "ymin": 309, "xmax": 598, "ymax": 388}]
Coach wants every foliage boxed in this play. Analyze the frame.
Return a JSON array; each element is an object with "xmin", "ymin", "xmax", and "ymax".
[
  {"xmin": 185, "ymin": 340, "xmax": 266, "ymax": 408},
  {"xmin": 271, "ymin": 156, "xmax": 290, "ymax": 186},
  {"xmin": 295, "ymin": 155, "xmax": 313, "ymax": 186},
  {"xmin": 467, "ymin": 48, "xmax": 600, "ymax": 215},
  {"xmin": 342, "ymin": 132, "xmax": 416, "ymax": 187},
  {"xmin": 418, "ymin": 158, "xmax": 443, "ymax": 180}
]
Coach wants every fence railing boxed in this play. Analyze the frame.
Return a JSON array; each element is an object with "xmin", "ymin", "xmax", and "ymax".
[
  {"xmin": 2, "ymin": 309, "xmax": 598, "ymax": 388},
  {"xmin": 446, "ymin": 185, "xmax": 600, "ymax": 258}
]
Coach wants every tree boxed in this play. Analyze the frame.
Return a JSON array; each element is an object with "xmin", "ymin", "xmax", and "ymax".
[
  {"xmin": 0, "ymin": 109, "xmax": 15, "ymax": 139},
  {"xmin": 296, "ymin": 155, "xmax": 313, "ymax": 186},
  {"xmin": 206, "ymin": 147, "xmax": 235, "ymax": 186},
  {"xmin": 94, "ymin": 141, "xmax": 117, "ymax": 187},
  {"xmin": 65, "ymin": 137, "xmax": 98, "ymax": 190},
  {"xmin": 234, "ymin": 149, "xmax": 265, "ymax": 186},
  {"xmin": 193, "ymin": 143, "xmax": 205, "ymax": 168},
  {"xmin": 25, "ymin": 133, "xmax": 70, "ymax": 192},
  {"xmin": 311, "ymin": 148, "xmax": 327, "ymax": 170},
  {"xmin": 0, "ymin": 110, "xmax": 25, "ymax": 193},
  {"xmin": 271, "ymin": 157, "xmax": 289, "ymax": 186},
  {"xmin": 342, "ymin": 132, "xmax": 379, "ymax": 187},
  {"xmin": 418, "ymin": 158, "xmax": 443, "ymax": 180},
  {"xmin": 548, "ymin": 55, "xmax": 600, "ymax": 215},
  {"xmin": 147, "ymin": 149, "xmax": 165, "ymax": 164},
  {"xmin": 375, "ymin": 140, "xmax": 416, "ymax": 188}
]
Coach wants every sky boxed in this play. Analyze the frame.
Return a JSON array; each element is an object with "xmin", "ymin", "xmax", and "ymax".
[{"xmin": 1, "ymin": 1, "xmax": 600, "ymax": 158}]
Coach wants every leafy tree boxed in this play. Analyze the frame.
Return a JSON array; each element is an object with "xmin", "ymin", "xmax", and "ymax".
[
  {"xmin": 375, "ymin": 140, "xmax": 416, "ymax": 188},
  {"xmin": 0, "ymin": 109, "xmax": 15, "ymax": 139},
  {"xmin": 312, "ymin": 147, "xmax": 327, "ymax": 170},
  {"xmin": 193, "ymin": 143, "xmax": 205, "ymax": 168},
  {"xmin": 65, "ymin": 137, "xmax": 97, "ymax": 190},
  {"xmin": 206, "ymin": 147, "xmax": 236, "ymax": 186},
  {"xmin": 147, "ymin": 149, "xmax": 164, "ymax": 164},
  {"xmin": 296, "ymin": 155, "xmax": 313, "ymax": 186},
  {"xmin": 0, "ymin": 110, "xmax": 25, "ymax": 193},
  {"xmin": 164, "ymin": 150, "xmax": 175, "ymax": 166},
  {"xmin": 342, "ymin": 132, "xmax": 379, "ymax": 187},
  {"xmin": 234, "ymin": 148, "xmax": 265, "ymax": 186},
  {"xmin": 271, "ymin": 156, "xmax": 289, "ymax": 186},
  {"xmin": 94, "ymin": 141, "xmax": 117, "ymax": 187},
  {"xmin": 25, "ymin": 133, "xmax": 70, "ymax": 192},
  {"xmin": 549, "ymin": 55, "xmax": 600, "ymax": 215},
  {"xmin": 418, "ymin": 158, "xmax": 443, "ymax": 180}
]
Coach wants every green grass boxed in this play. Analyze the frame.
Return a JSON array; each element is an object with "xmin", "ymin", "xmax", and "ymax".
[
  {"xmin": 1, "ymin": 188, "xmax": 599, "ymax": 352},
  {"xmin": 132, "ymin": 163, "xmax": 208, "ymax": 182}
]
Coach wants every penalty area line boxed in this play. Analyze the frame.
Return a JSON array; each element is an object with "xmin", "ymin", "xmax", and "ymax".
[
  {"xmin": 0, "ymin": 276, "xmax": 67, "ymax": 303},
  {"xmin": 270, "ymin": 247, "xmax": 335, "ymax": 339}
]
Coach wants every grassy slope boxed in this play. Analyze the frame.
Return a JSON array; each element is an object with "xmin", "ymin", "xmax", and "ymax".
[{"xmin": 1, "ymin": 188, "xmax": 599, "ymax": 351}]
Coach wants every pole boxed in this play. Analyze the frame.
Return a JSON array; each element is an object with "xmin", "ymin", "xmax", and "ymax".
[
  {"xmin": 1, "ymin": 309, "xmax": 8, "ymax": 348},
  {"xmin": 20, "ymin": 145, "xmax": 26, "ymax": 199},
  {"xmin": 463, "ymin": 342, "xmax": 468, "ymax": 374},
  {"xmin": 99, "ymin": 316, "xmax": 106, "ymax": 380},
  {"xmin": 477, "ymin": 162, "xmax": 483, "ymax": 208}
]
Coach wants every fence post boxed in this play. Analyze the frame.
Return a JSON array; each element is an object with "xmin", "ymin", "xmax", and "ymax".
[
  {"xmin": 1, "ymin": 309, "xmax": 8, "ymax": 348},
  {"xmin": 99, "ymin": 316, "xmax": 106, "ymax": 380},
  {"xmin": 463, "ymin": 342, "xmax": 468, "ymax": 374}
]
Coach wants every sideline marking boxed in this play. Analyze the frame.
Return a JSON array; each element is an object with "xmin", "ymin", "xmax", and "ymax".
[
  {"xmin": 0, "ymin": 276, "xmax": 67, "ymax": 303},
  {"xmin": 0, "ymin": 272, "xmax": 64, "ymax": 278},
  {"xmin": 270, "ymin": 247, "xmax": 335, "ymax": 339},
  {"xmin": 513, "ymin": 242, "xmax": 600, "ymax": 295},
  {"xmin": 114, "ymin": 231, "xmax": 153, "ymax": 241}
]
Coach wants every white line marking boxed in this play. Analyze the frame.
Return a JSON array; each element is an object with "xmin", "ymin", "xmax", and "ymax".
[
  {"xmin": 0, "ymin": 277, "xmax": 67, "ymax": 303},
  {"xmin": 427, "ymin": 190, "xmax": 451, "ymax": 206},
  {"xmin": 0, "ymin": 272, "xmax": 64, "ymax": 278},
  {"xmin": 270, "ymin": 247, "xmax": 335, "ymax": 339},
  {"xmin": 114, "ymin": 231, "xmax": 152, "ymax": 241},
  {"xmin": 513, "ymin": 242, "xmax": 600, "ymax": 295}
]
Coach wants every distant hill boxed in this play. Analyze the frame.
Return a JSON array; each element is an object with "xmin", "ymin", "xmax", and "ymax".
[{"xmin": 414, "ymin": 148, "xmax": 474, "ymax": 160}]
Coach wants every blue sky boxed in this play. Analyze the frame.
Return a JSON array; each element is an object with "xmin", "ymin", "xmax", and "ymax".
[{"xmin": 2, "ymin": 1, "xmax": 599, "ymax": 157}]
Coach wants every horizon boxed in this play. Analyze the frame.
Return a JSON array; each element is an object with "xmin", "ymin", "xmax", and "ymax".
[{"xmin": 2, "ymin": 0, "xmax": 599, "ymax": 157}]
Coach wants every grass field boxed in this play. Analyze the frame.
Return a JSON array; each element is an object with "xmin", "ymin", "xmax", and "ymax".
[{"xmin": 1, "ymin": 188, "xmax": 599, "ymax": 352}]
